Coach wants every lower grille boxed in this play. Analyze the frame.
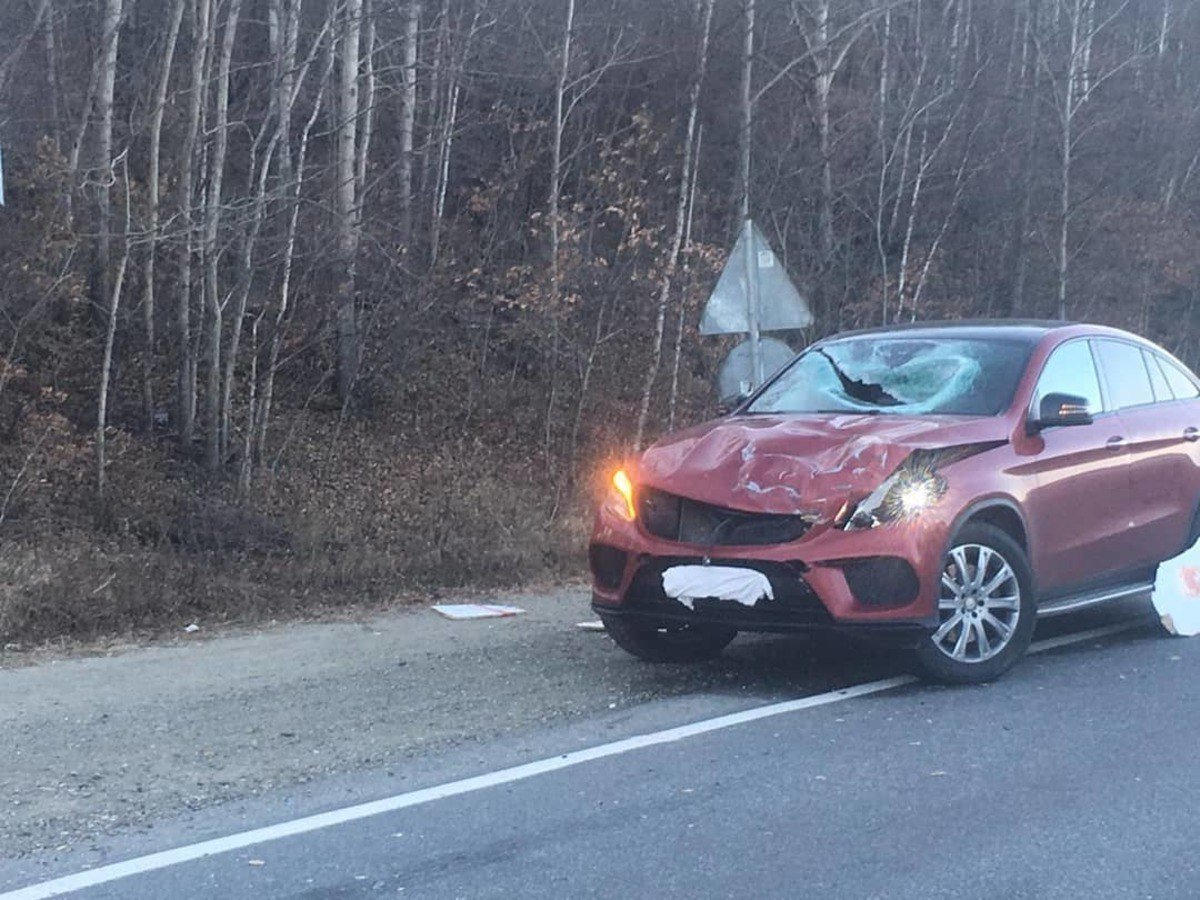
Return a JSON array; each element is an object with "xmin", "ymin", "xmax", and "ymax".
[
  {"xmin": 639, "ymin": 487, "xmax": 813, "ymax": 546},
  {"xmin": 841, "ymin": 557, "xmax": 920, "ymax": 608},
  {"xmin": 588, "ymin": 544, "xmax": 628, "ymax": 590}
]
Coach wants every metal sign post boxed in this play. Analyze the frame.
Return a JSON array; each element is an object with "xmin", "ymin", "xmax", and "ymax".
[
  {"xmin": 742, "ymin": 217, "xmax": 762, "ymax": 385},
  {"xmin": 701, "ymin": 219, "xmax": 811, "ymax": 391}
]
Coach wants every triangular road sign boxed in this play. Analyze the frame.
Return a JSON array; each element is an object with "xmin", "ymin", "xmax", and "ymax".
[{"xmin": 699, "ymin": 220, "xmax": 812, "ymax": 335}]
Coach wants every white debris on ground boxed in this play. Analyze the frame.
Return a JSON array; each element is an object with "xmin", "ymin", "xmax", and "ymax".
[
  {"xmin": 575, "ymin": 621, "xmax": 606, "ymax": 632},
  {"xmin": 1151, "ymin": 542, "xmax": 1200, "ymax": 636},
  {"xmin": 431, "ymin": 604, "xmax": 525, "ymax": 621},
  {"xmin": 661, "ymin": 565, "xmax": 773, "ymax": 611},
  {"xmin": 183, "ymin": 623, "xmax": 200, "ymax": 633}
]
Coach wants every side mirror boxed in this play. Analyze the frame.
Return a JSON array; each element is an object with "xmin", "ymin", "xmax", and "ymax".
[{"xmin": 1030, "ymin": 392, "xmax": 1093, "ymax": 432}]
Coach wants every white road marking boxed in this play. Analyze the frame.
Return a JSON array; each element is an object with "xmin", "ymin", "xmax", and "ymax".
[{"xmin": 0, "ymin": 616, "xmax": 1150, "ymax": 900}]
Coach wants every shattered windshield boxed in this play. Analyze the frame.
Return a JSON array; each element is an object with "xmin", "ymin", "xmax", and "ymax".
[{"xmin": 746, "ymin": 335, "xmax": 1033, "ymax": 416}]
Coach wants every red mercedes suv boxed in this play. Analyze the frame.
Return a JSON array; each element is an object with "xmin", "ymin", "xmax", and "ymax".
[{"xmin": 590, "ymin": 322, "xmax": 1200, "ymax": 682}]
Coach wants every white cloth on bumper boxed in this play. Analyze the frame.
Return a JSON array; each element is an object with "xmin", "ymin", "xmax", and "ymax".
[{"xmin": 661, "ymin": 565, "xmax": 774, "ymax": 611}]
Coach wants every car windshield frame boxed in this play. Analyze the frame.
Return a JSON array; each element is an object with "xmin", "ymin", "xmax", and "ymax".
[{"xmin": 741, "ymin": 333, "xmax": 1036, "ymax": 418}]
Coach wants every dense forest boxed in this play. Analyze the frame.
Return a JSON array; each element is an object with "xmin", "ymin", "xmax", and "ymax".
[{"xmin": 1, "ymin": 0, "xmax": 1198, "ymax": 641}]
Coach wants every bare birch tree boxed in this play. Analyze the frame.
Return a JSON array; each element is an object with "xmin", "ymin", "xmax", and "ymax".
[
  {"xmin": 176, "ymin": 0, "xmax": 213, "ymax": 452},
  {"xmin": 548, "ymin": 0, "xmax": 575, "ymax": 301},
  {"xmin": 634, "ymin": 0, "xmax": 715, "ymax": 451},
  {"xmin": 96, "ymin": 155, "xmax": 131, "ymax": 501},
  {"xmin": 141, "ymin": 0, "xmax": 185, "ymax": 431},
  {"xmin": 335, "ymin": 0, "xmax": 363, "ymax": 407},
  {"xmin": 92, "ymin": 0, "xmax": 124, "ymax": 314},
  {"xmin": 200, "ymin": 0, "xmax": 243, "ymax": 470},
  {"xmin": 398, "ymin": 0, "xmax": 421, "ymax": 246},
  {"xmin": 1035, "ymin": 0, "xmax": 1136, "ymax": 318}
]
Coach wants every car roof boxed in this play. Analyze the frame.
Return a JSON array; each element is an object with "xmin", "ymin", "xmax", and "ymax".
[{"xmin": 820, "ymin": 319, "xmax": 1073, "ymax": 344}]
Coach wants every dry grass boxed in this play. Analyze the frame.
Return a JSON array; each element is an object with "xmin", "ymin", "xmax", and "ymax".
[{"xmin": 0, "ymin": 408, "xmax": 591, "ymax": 645}]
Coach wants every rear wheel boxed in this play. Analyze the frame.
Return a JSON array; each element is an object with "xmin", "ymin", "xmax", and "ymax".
[
  {"xmin": 914, "ymin": 523, "xmax": 1035, "ymax": 684},
  {"xmin": 599, "ymin": 614, "xmax": 737, "ymax": 663}
]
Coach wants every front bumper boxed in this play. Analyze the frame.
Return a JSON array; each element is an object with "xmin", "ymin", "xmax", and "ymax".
[{"xmin": 590, "ymin": 500, "xmax": 950, "ymax": 639}]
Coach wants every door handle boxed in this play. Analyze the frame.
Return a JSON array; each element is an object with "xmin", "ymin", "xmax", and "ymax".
[
  {"xmin": 1185, "ymin": 427, "xmax": 1199, "ymax": 443},
  {"xmin": 1105, "ymin": 436, "xmax": 1125, "ymax": 451}
]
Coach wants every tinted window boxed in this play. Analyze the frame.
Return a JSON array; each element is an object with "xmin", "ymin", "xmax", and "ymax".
[
  {"xmin": 746, "ymin": 336, "xmax": 1033, "ymax": 417},
  {"xmin": 1034, "ymin": 340, "xmax": 1102, "ymax": 415},
  {"xmin": 1159, "ymin": 356, "xmax": 1200, "ymax": 400},
  {"xmin": 1095, "ymin": 340, "xmax": 1155, "ymax": 410},
  {"xmin": 1144, "ymin": 351, "xmax": 1172, "ymax": 402}
]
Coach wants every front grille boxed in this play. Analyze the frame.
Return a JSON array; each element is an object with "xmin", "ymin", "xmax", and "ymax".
[
  {"xmin": 622, "ymin": 556, "xmax": 831, "ymax": 628},
  {"xmin": 638, "ymin": 487, "xmax": 813, "ymax": 546}
]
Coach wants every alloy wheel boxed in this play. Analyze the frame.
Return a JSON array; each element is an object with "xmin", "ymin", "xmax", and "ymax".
[{"xmin": 931, "ymin": 543, "xmax": 1022, "ymax": 664}]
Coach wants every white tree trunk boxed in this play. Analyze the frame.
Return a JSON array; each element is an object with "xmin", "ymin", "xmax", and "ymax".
[
  {"xmin": 549, "ymin": 0, "xmax": 575, "ymax": 299},
  {"xmin": 355, "ymin": 0, "xmax": 376, "ymax": 230},
  {"xmin": 257, "ymin": 16, "xmax": 335, "ymax": 466},
  {"xmin": 398, "ymin": 0, "xmax": 421, "ymax": 245},
  {"xmin": 634, "ymin": 0, "xmax": 715, "ymax": 451},
  {"xmin": 737, "ymin": 0, "xmax": 753, "ymax": 223},
  {"xmin": 93, "ymin": 0, "xmax": 124, "ymax": 318},
  {"xmin": 178, "ymin": 0, "xmax": 213, "ymax": 452},
  {"xmin": 201, "ymin": 0, "xmax": 243, "ymax": 471},
  {"xmin": 142, "ymin": 0, "xmax": 185, "ymax": 431},
  {"xmin": 335, "ymin": 0, "xmax": 363, "ymax": 406},
  {"xmin": 97, "ymin": 158, "xmax": 131, "ymax": 501}
]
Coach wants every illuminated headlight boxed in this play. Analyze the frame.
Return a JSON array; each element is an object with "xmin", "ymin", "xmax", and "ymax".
[
  {"xmin": 605, "ymin": 468, "xmax": 637, "ymax": 521},
  {"xmin": 896, "ymin": 480, "xmax": 937, "ymax": 514},
  {"xmin": 845, "ymin": 462, "xmax": 948, "ymax": 530}
]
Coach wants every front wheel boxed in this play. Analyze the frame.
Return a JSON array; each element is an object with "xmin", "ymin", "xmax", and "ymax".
[
  {"xmin": 599, "ymin": 614, "xmax": 737, "ymax": 663},
  {"xmin": 914, "ymin": 523, "xmax": 1036, "ymax": 684}
]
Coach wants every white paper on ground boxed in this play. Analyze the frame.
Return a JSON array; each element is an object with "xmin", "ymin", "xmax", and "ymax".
[
  {"xmin": 661, "ymin": 565, "xmax": 773, "ymax": 610},
  {"xmin": 432, "ymin": 604, "xmax": 525, "ymax": 620},
  {"xmin": 1151, "ymin": 542, "xmax": 1200, "ymax": 636}
]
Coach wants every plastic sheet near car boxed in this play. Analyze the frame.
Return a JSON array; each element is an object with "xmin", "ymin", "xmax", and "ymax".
[
  {"xmin": 661, "ymin": 565, "xmax": 773, "ymax": 610},
  {"xmin": 1152, "ymin": 541, "xmax": 1200, "ymax": 636}
]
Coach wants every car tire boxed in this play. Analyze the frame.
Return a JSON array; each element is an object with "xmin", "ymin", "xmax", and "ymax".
[
  {"xmin": 598, "ymin": 614, "xmax": 737, "ymax": 663},
  {"xmin": 914, "ymin": 522, "xmax": 1036, "ymax": 685}
]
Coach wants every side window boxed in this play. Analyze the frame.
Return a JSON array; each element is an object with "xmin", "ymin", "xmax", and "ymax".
[
  {"xmin": 1034, "ymin": 340, "xmax": 1103, "ymax": 415},
  {"xmin": 1144, "ymin": 350, "xmax": 1172, "ymax": 402},
  {"xmin": 1159, "ymin": 355, "xmax": 1200, "ymax": 400},
  {"xmin": 1094, "ymin": 340, "xmax": 1155, "ymax": 410}
]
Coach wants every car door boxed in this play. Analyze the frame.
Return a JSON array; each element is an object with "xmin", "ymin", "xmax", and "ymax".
[
  {"xmin": 1102, "ymin": 342, "xmax": 1200, "ymax": 565},
  {"xmin": 1023, "ymin": 338, "xmax": 1137, "ymax": 594}
]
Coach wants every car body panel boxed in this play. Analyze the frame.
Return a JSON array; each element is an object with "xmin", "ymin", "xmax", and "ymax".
[{"xmin": 1118, "ymin": 401, "xmax": 1200, "ymax": 565}]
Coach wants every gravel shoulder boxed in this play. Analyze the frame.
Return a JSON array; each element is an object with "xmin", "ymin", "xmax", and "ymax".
[{"xmin": 0, "ymin": 588, "xmax": 905, "ymax": 859}]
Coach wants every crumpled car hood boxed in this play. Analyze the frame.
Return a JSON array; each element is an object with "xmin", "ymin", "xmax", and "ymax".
[{"xmin": 636, "ymin": 413, "xmax": 1011, "ymax": 519}]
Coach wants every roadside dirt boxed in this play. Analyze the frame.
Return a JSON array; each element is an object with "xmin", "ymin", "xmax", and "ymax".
[{"xmin": 0, "ymin": 588, "xmax": 902, "ymax": 858}]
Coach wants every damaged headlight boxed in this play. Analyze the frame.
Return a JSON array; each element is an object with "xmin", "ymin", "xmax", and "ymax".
[
  {"xmin": 844, "ymin": 466, "xmax": 947, "ymax": 530},
  {"xmin": 841, "ymin": 445, "xmax": 993, "ymax": 531},
  {"xmin": 606, "ymin": 468, "xmax": 637, "ymax": 521}
]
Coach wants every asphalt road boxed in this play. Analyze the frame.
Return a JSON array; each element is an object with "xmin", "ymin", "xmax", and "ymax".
[{"xmin": 1, "ymin": 595, "xmax": 1192, "ymax": 899}]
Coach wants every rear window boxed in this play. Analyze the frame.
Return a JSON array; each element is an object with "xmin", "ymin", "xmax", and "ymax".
[
  {"xmin": 1159, "ymin": 356, "xmax": 1200, "ymax": 400},
  {"xmin": 1144, "ymin": 350, "xmax": 1173, "ymax": 402},
  {"xmin": 1094, "ymin": 340, "xmax": 1155, "ymax": 410},
  {"xmin": 745, "ymin": 336, "xmax": 1033, "ymax": 417}
]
